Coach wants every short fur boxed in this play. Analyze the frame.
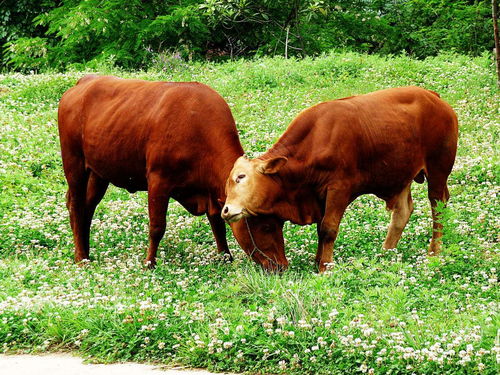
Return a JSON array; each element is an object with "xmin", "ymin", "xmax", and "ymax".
[
  {"xmin": 223, "ymin": 86, "xmax": 458, "ymax": 271},
  {"xmin": 58, "ymin": 75, "xmax": 286, "ymax": 269}
]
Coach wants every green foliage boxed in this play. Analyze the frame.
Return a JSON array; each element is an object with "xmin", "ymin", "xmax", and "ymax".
[
  {"xmin": 3, "ymin": 0, "xmax": 208, "ymax": 70},
  {"xmin": 380, "ymin": 0, "xmax": 493, "ymax": 57},
  {"xmin": 0, "ymin": 0, "xmax": 56, "ymax": 67},
  {"xmin": 1, "ymin": 0, "xmax": 496, "ymax": 70},
  {"xmin": 0, "ymin": 52, "xmax": 499, "ymax": 373},
  {"xmin": 3, "ymin": 37, "xmax": 49, "ymax": 71}
]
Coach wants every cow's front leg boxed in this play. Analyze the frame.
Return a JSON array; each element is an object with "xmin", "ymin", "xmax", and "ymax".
[
  {"xmin": 146, "ymin": 173, "xmax": 171, "ymax": 268},
  {"xmin": 207, "ymin": 214, "xmax": 233, "ymax": 261},
  {"xmin": 316, "ymin": 188, "xmax": 350, "ymax": 272}
]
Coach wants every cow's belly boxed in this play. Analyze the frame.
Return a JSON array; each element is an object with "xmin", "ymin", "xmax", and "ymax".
[
  {"xmin": 81, "ymin": 115, "xmax": 151, "ymax": 192},
  {"xmin": 86, "ymin": 157, "xmax": 148, "ymax": 192},
  {"xmin": 361, "ymin": 162, "xmax": 423, "ymax": 200},
  {"xmin": 172, "ymin": 190, "xmax": 209, "ymax": 216},
  {"xmin": 355, "ymin": 144, "xmax": 425, "ymax": 200},
  {"xmin": 83, "ymin": 141, "xmax": 148, "ymax": 193}
]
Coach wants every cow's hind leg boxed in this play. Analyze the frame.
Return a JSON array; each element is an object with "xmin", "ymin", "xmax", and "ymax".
[
  {"xmin": 427, "ymin": 171, "xmax": 450, "ymax": 256},
  {"xmin": 64, "ymin": 158, "xmax": 91, "ymax": 263},
  {"xmin": 145, "ymin": 172, "xmax": 172, "ymax": 268},
  {"xmin": 207, "ymin": 214, "xmax": 233, "ymax": 261},
  {"xmin": 83, "ymin": 172, "xmax": 109, "ymax": 253},
  {"xmin": 316, "ymin": 188, "xmax": 350, "ymax": 272},
  {"xmin": 383, "ymin": 183, "xmax": 414, "ymax": 249}
]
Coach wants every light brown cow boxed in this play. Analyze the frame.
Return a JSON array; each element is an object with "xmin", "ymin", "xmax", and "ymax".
[
  {"xmin": 222, "ymin": 87, "xmax": 458, "ymax": 272},
  {"xmin": 58, "ymin": 75, "xmax": 286, "ymax": 270}
]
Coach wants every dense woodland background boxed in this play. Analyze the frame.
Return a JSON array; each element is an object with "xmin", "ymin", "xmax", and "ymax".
[{"xmin": 0, "ymin": 0, "xmax": 495, "ymax": 71}]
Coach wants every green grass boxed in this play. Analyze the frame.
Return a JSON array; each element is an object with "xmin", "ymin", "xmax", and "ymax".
[{"xmin": 0, "ymin": 51, "xmax": 499, "ymax": 374}]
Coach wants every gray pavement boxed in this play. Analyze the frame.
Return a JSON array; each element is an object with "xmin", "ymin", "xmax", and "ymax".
[{"xmin": 0, "ymin": 354, "xmax": 235, "ymax": 375}]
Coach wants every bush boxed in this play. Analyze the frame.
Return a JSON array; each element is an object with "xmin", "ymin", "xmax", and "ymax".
[{"xmin": 1, "ymin": 0, "xmax": 495, "ymax": 71}]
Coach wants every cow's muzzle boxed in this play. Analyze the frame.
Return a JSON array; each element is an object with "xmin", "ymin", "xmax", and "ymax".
[{"xmin": 221, "ymin": 204, "xmax": 248, "ymax": 222}]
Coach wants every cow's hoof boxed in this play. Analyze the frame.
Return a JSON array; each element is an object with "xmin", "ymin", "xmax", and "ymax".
[
  {"xmin": 427, "ymin": 242, "xmax": 441, "ymax": 256},
  {"xmin": 75, "ymin": 258, "xmax": 90, "ymax": 267}
]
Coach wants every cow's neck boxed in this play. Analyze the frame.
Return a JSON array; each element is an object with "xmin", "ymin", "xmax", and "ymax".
[{"xmin": 261, "ymin": 143, "xmax": 324, "ymax": 225}]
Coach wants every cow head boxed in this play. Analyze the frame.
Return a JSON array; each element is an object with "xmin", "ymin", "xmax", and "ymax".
[
  {"xmin": 222, "ymin": 156, "xmax": 287, "ymax": 222},
  {"xmin": 230, "ymin": 215, "xmax": 288, "ymax": 272}
]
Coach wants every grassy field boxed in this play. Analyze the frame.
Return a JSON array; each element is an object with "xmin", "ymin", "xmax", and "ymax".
[{"xmin": 0, "ymin": 51, "xmax": 499, "ymax": 374}]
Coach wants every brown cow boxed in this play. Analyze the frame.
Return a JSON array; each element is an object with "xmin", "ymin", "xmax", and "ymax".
[
  {"xmin": 222, "ymin": 87, "xmax": 458, "ymax": 272},
  {"xmin": 58, "ymin": 75, "xmax": 286, "ymax": 271}
]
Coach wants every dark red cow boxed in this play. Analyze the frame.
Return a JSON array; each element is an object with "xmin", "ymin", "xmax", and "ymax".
[{"xmin": 58, "ymin": 75, "xmax": 286, "ymax": 270}]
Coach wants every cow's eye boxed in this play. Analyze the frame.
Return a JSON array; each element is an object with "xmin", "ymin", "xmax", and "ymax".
[{"xmin": 236, "ymin": 174, "xmax": 246, "ymax": 183}]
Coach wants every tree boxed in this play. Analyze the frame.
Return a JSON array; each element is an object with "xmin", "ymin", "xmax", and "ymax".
[{"xmin": 493, "ymin": 0, "xmax": 500, "ymax": 87}]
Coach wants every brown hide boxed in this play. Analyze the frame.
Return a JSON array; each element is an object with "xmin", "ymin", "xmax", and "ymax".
[
  {"xmin": 58, "ymin": 75, "xmax": 286, "ymax": 270},
  {"xmin": 223, "ymin": 86, "xmax": 458, "ymax": 272}
]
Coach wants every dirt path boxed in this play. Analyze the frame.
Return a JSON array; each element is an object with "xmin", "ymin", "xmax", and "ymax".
[{"xmin": 0, "ymin": 353, "xmax": 235, "ymax": 375}]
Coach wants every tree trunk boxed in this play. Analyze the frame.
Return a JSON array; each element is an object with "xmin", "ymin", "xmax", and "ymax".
[{"xmin": 493, "ymin": 0, "xmax": 500, "ymax": 87}]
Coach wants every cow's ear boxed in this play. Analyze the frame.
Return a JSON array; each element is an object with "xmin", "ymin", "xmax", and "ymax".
[{"xmin": 258, "ymin": 156, "xmax": 287, "ymax": 174}]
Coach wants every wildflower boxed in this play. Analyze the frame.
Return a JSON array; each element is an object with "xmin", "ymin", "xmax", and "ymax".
[
  {"xmin": 329, "ymin": 309, "xmax": 339, "ymax": 319},
  {"xmin": 315, "ymin": 337, "xmax": 326, "ymax": 347},
  {"xmin": 278, "ymin": 360, "xmax": 287, "ymax": 370}
]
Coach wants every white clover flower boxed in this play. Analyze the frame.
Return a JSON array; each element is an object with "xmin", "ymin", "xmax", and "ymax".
[
  {"xmin": 278, "ymin": 360, "xmax": 287, "ymax": 370},
  {"xmin": 363, "ymin": 327, "xmax": 374, "ymax": 337},
  {"xmin": 318, "ymin": 337, "xmax": 327, "ymax": 346},
  {"xmin": 329, "ymin": 309, "xmax": 339, "ymax": 319}
]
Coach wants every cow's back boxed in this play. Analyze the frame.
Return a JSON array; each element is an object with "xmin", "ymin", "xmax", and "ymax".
[
  {"xmin": 58, "ymin": 75, "xmax": 242, "ymax": 194},
  {"xmin": 274, "ymin": 86, "xmax": 458, "ymax": 200}
]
